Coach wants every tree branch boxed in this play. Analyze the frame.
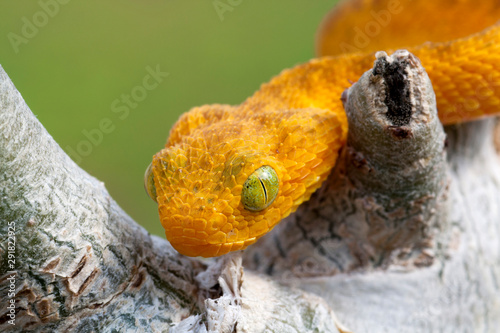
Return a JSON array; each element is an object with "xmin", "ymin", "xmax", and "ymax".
[
  {"xmin": 0, "ymin": 66, "xmax": 346, "ymax": 332},
  {"xmin": 243, "ymin": 51, "xmax": 500, "ymax": 332}
]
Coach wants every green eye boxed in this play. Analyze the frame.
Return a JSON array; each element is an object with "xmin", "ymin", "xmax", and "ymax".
[
  {"xmin": 241, "ymin": 165, "xmax": 279, "ymax": 211},
  {"xmin": 144, "ymin": 162, "xmax": 157, "ymax": 203}
]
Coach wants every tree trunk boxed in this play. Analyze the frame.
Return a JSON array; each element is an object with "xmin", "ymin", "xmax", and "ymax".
[{"xmin": 1, "ymin": 50, "xmax": 499, "ymax": 332}]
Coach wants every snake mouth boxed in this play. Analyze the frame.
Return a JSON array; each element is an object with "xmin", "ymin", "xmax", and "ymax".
[{"xmin": 170, "ymin": 237, "xmax": 258, "ymax": 257}]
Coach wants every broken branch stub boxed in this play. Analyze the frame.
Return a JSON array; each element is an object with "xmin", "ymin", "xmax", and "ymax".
[{"xmin": 244, "ymin": 50, "xmax": 450, "ymax": 276}]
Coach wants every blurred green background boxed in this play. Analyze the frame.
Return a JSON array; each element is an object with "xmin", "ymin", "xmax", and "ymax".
[{"xmin": 0, "ymin": 0, "xmax": 336, "ymax": 237}]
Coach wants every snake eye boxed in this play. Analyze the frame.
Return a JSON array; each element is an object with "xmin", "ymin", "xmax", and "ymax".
[
  {"xmin": 241, "ymin": 165, "xmax": 279, "ymax": 211},
  {"xmin": 144, "ymin": 162, "xmax": 157, "ymax": 203}
]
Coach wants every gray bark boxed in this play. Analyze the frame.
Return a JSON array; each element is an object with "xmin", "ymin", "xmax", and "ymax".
[{"xmin": 1, "ymin": 48, "xmax": 499, "ymax": 333}]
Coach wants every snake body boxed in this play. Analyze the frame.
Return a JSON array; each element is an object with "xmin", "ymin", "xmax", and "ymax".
[{"xmin": 147, "ymin": 0, "xmax": 500, "ymax": 257}]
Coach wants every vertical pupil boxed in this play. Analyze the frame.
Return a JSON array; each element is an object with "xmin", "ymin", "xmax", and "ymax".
[{"xmin": 258, "ymin": 177, "xmax": 268, "ymax": 204}]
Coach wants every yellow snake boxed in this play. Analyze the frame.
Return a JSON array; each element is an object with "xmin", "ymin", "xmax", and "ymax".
[{"xmin": 145, "ymin": 0, "xmax": 500, "ymax": 257}]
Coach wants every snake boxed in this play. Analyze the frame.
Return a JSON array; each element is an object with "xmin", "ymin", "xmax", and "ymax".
[{"xmin": 145, "ymin": 0, "xmax": 500, "ymax": 257}]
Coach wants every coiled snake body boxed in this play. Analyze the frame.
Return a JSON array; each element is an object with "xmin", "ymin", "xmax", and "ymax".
[{"xmin": 146, "ymin": 0, "xmax": 500, "ymax": 257}]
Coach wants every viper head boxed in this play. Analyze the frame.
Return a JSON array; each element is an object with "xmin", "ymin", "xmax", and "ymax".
[{"xmin": 146, "ymin": 107, "xmax": 345, "ymax": 257}]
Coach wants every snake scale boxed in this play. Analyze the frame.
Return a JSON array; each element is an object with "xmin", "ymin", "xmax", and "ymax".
[{"xmin": 145, "ymin": 0, "xmax": 500, "ymax": 257}]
